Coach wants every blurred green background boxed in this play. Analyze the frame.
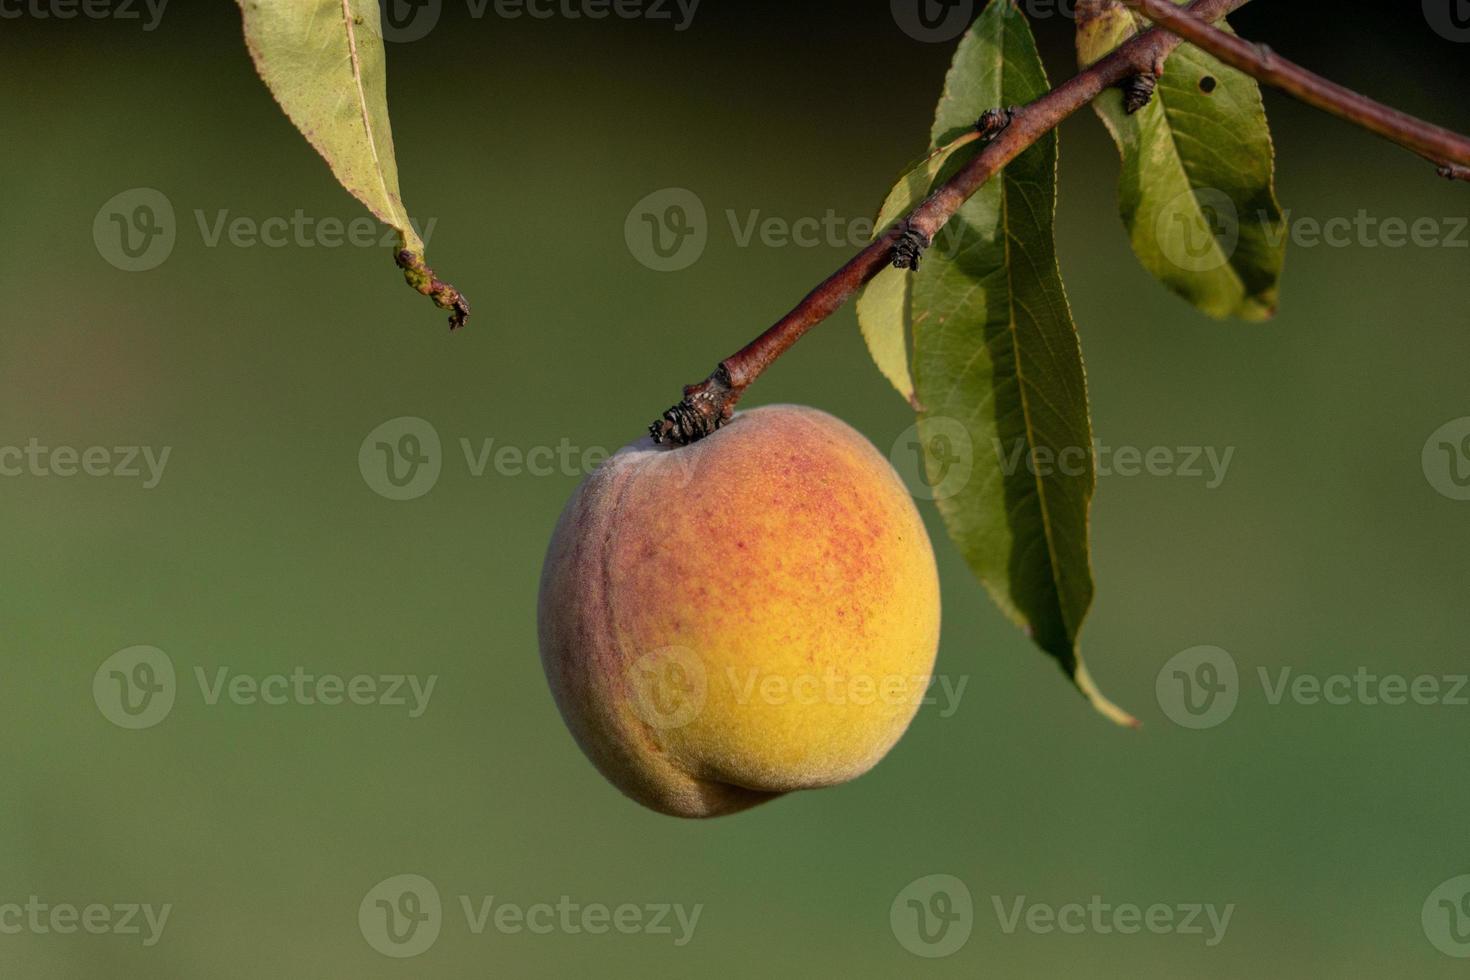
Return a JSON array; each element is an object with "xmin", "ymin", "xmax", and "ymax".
[{"xmin": 2, "ymin": 1, "xmax": 1469, "ymax": 976}]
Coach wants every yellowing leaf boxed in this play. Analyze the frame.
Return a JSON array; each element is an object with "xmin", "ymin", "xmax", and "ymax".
[{"xmin": 237, "ymin": 0, "xmax": 469, "ymax": 328}]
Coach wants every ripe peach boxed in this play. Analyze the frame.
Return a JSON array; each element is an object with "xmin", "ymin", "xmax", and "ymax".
[{"xmin": 537, "ymin": 404, "xmax": 941, "ymax": 818}]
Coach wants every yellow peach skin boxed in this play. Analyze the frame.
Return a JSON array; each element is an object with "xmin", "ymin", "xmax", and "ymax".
[{"xmin": 537, "ymin": 404, "xmax": 942, "ymax": 818}]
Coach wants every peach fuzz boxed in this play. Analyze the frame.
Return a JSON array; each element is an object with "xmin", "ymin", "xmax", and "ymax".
[{"xmin": 538, "ymin": 404, "xmax": 942, "ymax": 818}]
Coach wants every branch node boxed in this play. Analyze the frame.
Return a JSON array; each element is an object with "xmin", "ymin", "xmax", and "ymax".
[
  {"xmin": 890, "ymin": 221, "xmax": 933, "ymax": 272},
  {"xmin": 1437, "ymin": 162, "xmax": 1470, "ymax": 182},
  {"xmin": 975, "ymin": 106, "xmax": 1019, "ymax": 141},
  {"xmin": 649, "ymin": 364, "xmax": 738, "ymax": 446},
  {"xmin": 1121, "ymin": 72, "xmax": 1159, "ymax": 114}
]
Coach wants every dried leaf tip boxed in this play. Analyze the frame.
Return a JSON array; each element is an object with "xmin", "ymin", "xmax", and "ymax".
[{"xmin": 396, "ymin": 249, "xmax": 471, "ymax": 331}]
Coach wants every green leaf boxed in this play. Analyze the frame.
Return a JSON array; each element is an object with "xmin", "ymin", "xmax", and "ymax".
[
  {"xmin": 856, "ymin": 139, "xmax": 979, "ymax": 405},
  {"xmin": 236, "ymin": 0, "xmax": 469, "ymax": 329},
  {"xmin": 1077, "ymin": 0, "xmax": 1285, "ymax": 321},
  {"xmin": 910, "ymin": 0, "xmax": 1134, "ymax": 726}
]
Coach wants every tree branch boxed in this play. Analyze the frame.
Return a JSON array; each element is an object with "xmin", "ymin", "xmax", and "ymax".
[
  {"xmin": 648, "ymin": 0, "xmax": 1467, "ymax": 444},
  {"xmin": 1123, "ymin": 0, "xmax": 1470, "ymax": 180},
  {"xmin": 649, "ymin": 0, "xmax": 1245, "ymax": 444}
]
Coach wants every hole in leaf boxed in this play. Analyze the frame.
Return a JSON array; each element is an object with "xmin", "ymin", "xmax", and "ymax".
[{"xmin": 1200, "ymin": 75, "xmax": 1218, "ymax": 94}]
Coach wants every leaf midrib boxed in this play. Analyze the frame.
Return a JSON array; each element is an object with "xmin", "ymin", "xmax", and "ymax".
[
  {"xmin": 994, "ymin": 16, "xmax": 1075, "ymax": 644},
  {"xmin": 338, "ymin": 0, "xmax": 406, "ymax": 233}
]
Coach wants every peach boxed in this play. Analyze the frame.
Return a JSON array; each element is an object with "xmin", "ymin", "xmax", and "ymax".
[{"xmin": 537, "ymin": 404, "xmax": 941, "ymax": 818}]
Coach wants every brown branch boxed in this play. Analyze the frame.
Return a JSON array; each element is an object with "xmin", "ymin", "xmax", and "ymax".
[
  {"xmin": 648, "ymin": 0, "xmax": 1470, "ymax": 444},
  {"xmin": 649, "ymin": 0, "xmax": 1246, "ymax": 444},
  {"xmin": 1123, "ymin": 0, "xmax": 1470, "ymax": 179}
]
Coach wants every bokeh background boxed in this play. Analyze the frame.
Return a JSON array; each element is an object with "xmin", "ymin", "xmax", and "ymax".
[{"xmin": 3, "ymin": 1, "xmax": 1469, "ymax": 976}]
